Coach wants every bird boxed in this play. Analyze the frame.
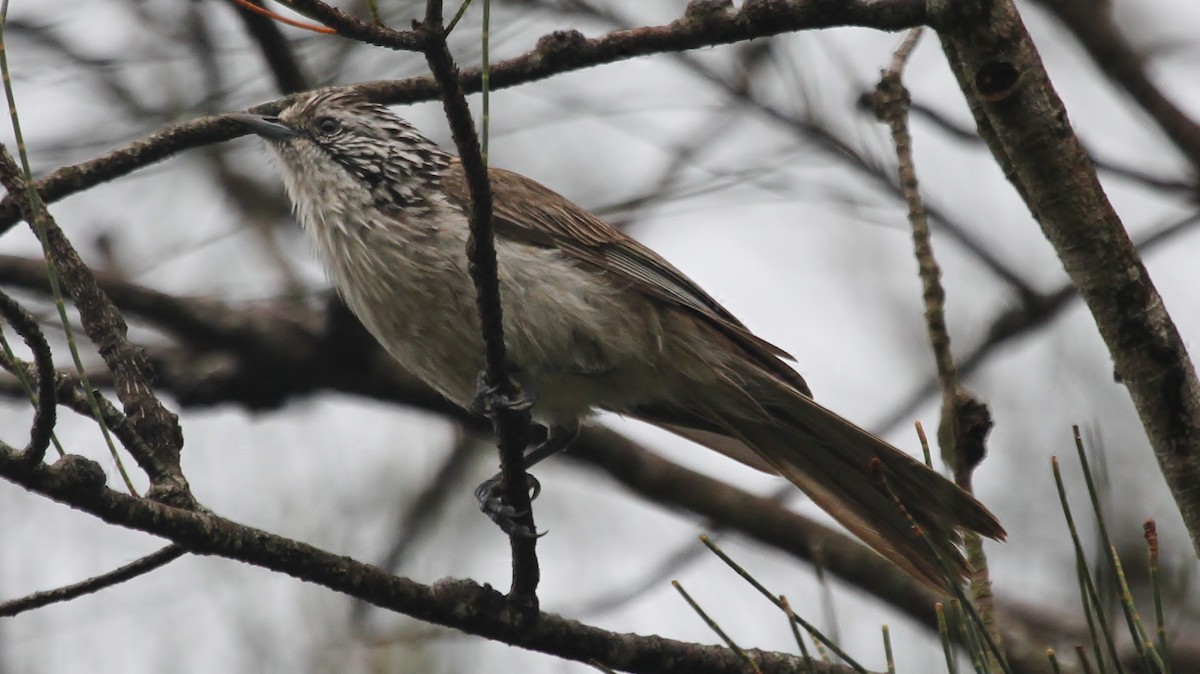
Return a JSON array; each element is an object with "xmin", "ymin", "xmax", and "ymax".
[{"xmin": 230, "ymin": 88, "xmax": 1004, "ymax": 591}]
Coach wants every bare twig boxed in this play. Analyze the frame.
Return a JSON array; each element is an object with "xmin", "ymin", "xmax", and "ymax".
[
  {"xmin": 0, "ymin": 449, "xmax": 867, "ymax": 674},
  {"xmin": 419, "ymin": 0, "xmax": 540, "ymax": 610},
  {"xmin": 935, "ymin": 0, "xmax": 1200, "ymax": 554},
  {"xmin": 274, "ymin": 0, "xmax": 421, "ymax": 47},
  {"xmin": 0, "ymin": 0, "xmax": 930, "ymax": 236},
  {"xmin": 0, "ymin": 148, "xmax": 190, "ymax": 504},
  {"xmin": 0, "ymin": 545, "xmax": 185, "ymax": 617},
  {"xmin": 1031, "ymin": 0, "xmax": 1200, "ymax": 172},
  {"xmin": 227, "ymin": 0, "xmax": 335, "ymax": 34},
  {"xmin": 0, "ymin": 289, "xmax": 55, "ymax": 463},
  {"xmin": 871, "ymin": 27, "xmax": 1003, "ymax": 670}
]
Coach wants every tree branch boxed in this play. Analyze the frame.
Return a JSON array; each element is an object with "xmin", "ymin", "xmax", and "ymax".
[
  {"xmin": 0, "ymin": 147, "xmax": 188, "ymax": 503},
  {"xmin": 0, "ymin": 288, "xmax": 56, "ymax": 464},
  {"xmin": 275, "ymin": 0, "xmax": 423, "ymax": 50},
  {"xmin": 419, "ymin": 1, "xmax": 540, "ymax": 608},
  {"xmin": 0, "ymin": 448, "xmax": 864, "ymax": 674},
  {"xmin": 933, "ymin": 0, "xmax": 1200, "ymax": 554},
  {"xmin": 0, "ymin": 545, "xmax": 185, "ymax": 617},
  {"xmin": 0, "ymin": 260, "xmax": 1130, "ymax": 670},
  {"xmin": 0, "ymin": 0, "xmax": 927, "ymax": 236},
  {"xmin": 1031, "ymin": 0, "xmax": 1200, "ymax": 173}
]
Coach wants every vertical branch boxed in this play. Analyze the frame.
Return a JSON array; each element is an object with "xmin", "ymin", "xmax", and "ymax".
[
  {"xmin": 0, "ymin": 289, "xmax": 56, "ymax": 464},
  {"xmin": 0, "ymin": 146, "xmax": 189, "ymax": 503},
  {"xmin": 418, "ymin": 0, "xmax": 539, "ymax": 611},
  {"xmin": 933, "ymin": 0, "xmax": 1200, "ymax": 555},
  {"xmin": 871, "ymin": 28, "xmax": 1004, "ymax": 672}
]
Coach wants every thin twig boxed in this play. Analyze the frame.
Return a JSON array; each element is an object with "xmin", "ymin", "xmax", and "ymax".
[
  {"xmin": 673, "ymin": 580, "xmax": 764, "ymax": 674},
  {"xmin": 874, "ymin": 209, "xmax": 1200, "ymax": 434},
  {"xmin": 0, "ymin": 545, "xmax": 185, "ymax": 617},
  {"xmin": 0, "ymin": 8, "xmax": 137, "ymax": 493},
  {"xmin": 0, "ymin": 449, "xmax": 855, "ymax": 674},
  {"xmin": 226, "ymin": 0, "xmax": 335, "ymax": 34},
  {"xmin": 0, "ymin": 1, "xmax": 931, "ymax": 237},
  {"xmin": 0, "ymin": 328, "xmax": 64, "ymax": 458},
  {"xmin": 419, "ymin": 0, "xmax": 539, "ymax": 611},
  {"xmin": 0, "ymin": 147, "xmax": 189, "ymax": 500},
  {"xmin": 936, "ymin": 0, "xmax": 1200, "ymax": 557},
  {"xmin": 273, "ymin": 0, "xmax": 421, "ymax": 48},
  {"xmin": 870, "ymin": 27, "xmax": 1004, "ymax": 671},
  {"xmin": 0, "ymin": 290, "xmax": 55, "ymax": 463}
]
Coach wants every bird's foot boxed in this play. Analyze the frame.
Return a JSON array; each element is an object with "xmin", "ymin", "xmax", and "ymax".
[
  {"xmin": 471, "ymin": 424, "xmax": 578, "ymax": 538},
  {"xmin": 474, "ymin": 472, "xmax": 543, "ymax": 538},
  {"xmin": 470, "ymin": 369, "xmax": 536, "ymax": 417}
]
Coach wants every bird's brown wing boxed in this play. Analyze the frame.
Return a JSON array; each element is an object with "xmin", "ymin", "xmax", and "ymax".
[
  {"xmin": 442, "ymin": 163, "xmax": 812, "ymax": 397},
  {"xmin": 443, "ymin": 164, "xmax": 1006, "ymax": 590}
]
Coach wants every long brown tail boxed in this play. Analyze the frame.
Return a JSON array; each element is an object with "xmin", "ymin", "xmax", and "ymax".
[{"xmin": 636, "ymin": 374, "xmax": 1005, "ymax": 591}]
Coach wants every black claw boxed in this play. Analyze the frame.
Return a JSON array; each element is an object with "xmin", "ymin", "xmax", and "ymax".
[
  {"xmin": 470, "ymin": 370, "xmax": 536, "ymax": 417},
  {"xmin": 474, "ymin": 473, "xmax": 545, "ymax": 538},
  {"xmin": 469, "ymin": 420, "xmax": 575, "ymax": 539},
  {"xmin": 469, "ymin": 371, "xmax": 496, "ymax": 416},
  {"xmin": 527, "ymin": 474, "xmax": 542, "ymax": 501},
  {"xmin": 502, "ymin": 519, "xmax": 543, "ymax": 539}
]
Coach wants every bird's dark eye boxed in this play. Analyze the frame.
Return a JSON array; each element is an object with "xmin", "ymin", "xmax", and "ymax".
[{"xmin": 314, "ymin": 116, "xmax": 342, "ymax": 136}]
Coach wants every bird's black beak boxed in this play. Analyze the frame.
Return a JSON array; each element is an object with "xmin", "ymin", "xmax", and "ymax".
[{"xmin": 229, "ymin": 113, "xmax": 300, "ymax": 141}]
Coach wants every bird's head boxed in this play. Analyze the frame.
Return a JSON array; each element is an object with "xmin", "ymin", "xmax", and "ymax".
[{"xmin": 231, "ymin": 89, "xmax": 452, "ymax": 218}]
